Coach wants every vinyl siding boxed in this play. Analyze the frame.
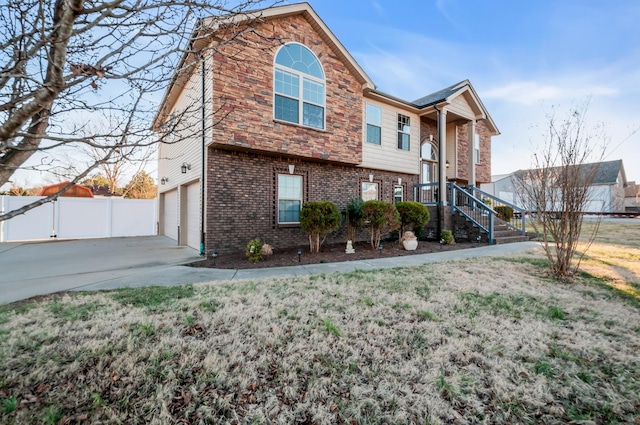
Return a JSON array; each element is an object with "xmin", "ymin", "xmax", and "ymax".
[
  {"xmin": 157, "ymin": 52, "xmax": 212, "ymax": 236},
  {"xmin": 361, "ymin": 99, "xmax": 420, "ymax": 175},
  {"xmin": 448, "ymin": 94, "xmax": 475, "ymax": 119}
]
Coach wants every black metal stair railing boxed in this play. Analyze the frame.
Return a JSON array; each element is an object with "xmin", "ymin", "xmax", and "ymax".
[
  {"xmin": 463, "ymin": 185, "xmax": 527, "ymax": 236},
  {"xmin": 449, "ymin": 183, "xmax": 496, "ymax": 243}
]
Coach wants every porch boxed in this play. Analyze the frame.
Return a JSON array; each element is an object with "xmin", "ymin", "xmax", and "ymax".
[{"xmin": 414, "ymin": 182, "xmax": 529, "ymax": 245}]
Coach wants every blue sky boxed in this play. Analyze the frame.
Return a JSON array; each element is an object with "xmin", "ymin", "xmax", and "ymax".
[{"xmin": 303, "ymin": 0, "xmax": 640, "ymax": 182}]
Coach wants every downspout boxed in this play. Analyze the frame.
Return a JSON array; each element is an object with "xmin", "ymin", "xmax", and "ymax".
[
  {"xmin": 199, "ymin": 54, "xmax": 206, "ymax": 256},
  {"xmin": 433, "ymin": 103, "xmax": 442, "ymax": 239}
]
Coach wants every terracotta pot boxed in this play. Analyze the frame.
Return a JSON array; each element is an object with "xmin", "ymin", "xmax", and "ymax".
[{"xmin": 402, "ymin": 238, "xmax": 418, "ymax": 251}]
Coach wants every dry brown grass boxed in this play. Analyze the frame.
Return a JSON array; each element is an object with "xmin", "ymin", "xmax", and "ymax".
[{"xmin": 1, "ymin": 222, "xmax": 640, "ymax": 424}]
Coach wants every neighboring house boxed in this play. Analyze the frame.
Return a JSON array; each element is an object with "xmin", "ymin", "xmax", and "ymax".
[
  {"xmin": 88, "ymin": 185, "xmax": 122, "ymax": 198},
  {"xmin": 155, "ymin": 2, "xmax": 499, "ymax": 253},
  {"xmin": 39, "ymin": 182, "xmax": 94, "ymax": 198},
  {"xmin": 481, "ymin": 160, "xmax": 628, "ymax": 213},
  {"xmin": 624, "ymin": 181, "xmax": 640, "ymax": 212}
]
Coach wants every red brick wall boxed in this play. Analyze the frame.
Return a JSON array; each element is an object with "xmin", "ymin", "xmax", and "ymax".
[
  {"xmin": 210, "ymin": 14, "xmax": 363, "ymax": 164},
  {"xmin": 455, "ymin": 121, "xmax": 492, "ymax": 184},
  {"xmin": 206, "ymin": 148, "xmax": 418, "ymax": 253}
]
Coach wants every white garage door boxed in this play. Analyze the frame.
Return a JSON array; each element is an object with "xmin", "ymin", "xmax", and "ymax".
[
  {"xmin": 162, "ymin": 190, "xmax": 178, "ymax": 241},
  {"xmin": 186, "ymin": 182, "xmax": 201, "ymax": 250}
]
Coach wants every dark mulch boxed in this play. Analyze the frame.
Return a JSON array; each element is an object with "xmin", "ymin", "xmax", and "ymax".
[{"xmin": 187, "ymin": 239, "xmax": 483, "ymax": 270}]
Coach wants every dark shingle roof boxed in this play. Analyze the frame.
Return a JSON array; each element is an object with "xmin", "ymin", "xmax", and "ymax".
[
  {"xmin": 412, "ymin": 81, "xmax": 467, "ymax": 108},
  {"xmin": 513, "ymin": 160, "xmax": 626, "ymax": 186}
]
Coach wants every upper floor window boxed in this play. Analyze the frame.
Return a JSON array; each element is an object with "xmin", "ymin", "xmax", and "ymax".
[
  {"xmin": 474, "ymin": 133, "xmax": 480, "ymax": 164},
  {"xmin": 397, "ymin": 114, "xmax": 410, "ymax": 150},
  {"xmin": 366, "ymin": 103, "xmax": 382, "ymax": 144},
  {"xmin": 274, "ymin": 43, "xmax": 325, "ymax": 130}
]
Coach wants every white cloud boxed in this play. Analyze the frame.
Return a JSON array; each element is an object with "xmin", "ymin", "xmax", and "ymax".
[{"xmin": 483, "ymin": 81, "xmax": 618, "ymax": 106}]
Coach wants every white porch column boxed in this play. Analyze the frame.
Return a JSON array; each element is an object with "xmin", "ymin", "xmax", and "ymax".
[
  {"xmin": 468, "ymin": 119, "xmax": 476, "ymax": 187},
  {"xmin": 438, "ymin": 109, "xmax": 448, "ymax": 205}
]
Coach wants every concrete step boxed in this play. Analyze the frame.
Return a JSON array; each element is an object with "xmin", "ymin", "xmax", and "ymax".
[{"xmin": 494, "ymin": 235, "xmax": 530, "ymax": 244}]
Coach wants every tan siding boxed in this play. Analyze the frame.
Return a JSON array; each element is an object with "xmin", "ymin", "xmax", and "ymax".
[
  {"xmin": 361, "ymin": 99, "xmax": 420, "ymax": 175},
  {"xmin": 448, "ymin": 95, "xmax": 475, "ymax": 119}
]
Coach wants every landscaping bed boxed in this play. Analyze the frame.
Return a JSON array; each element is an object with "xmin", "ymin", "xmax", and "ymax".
[{"xmin": 187, "ymin": 239, "xmax": 478, "ymax": 269}]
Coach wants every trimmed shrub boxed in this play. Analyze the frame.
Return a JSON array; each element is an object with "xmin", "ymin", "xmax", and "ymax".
[
  {"xmin": 245, "ymin": 238, "xmax": 264, "ymax": 262},
  {"xmin": 440, "ymin": 230, "xmax": 454, "ymax": 245},
  {"xmin": 395, "ymin": 201, "xmax": 430, "ymax": 243},
  {"xmin": 495, "ymin": 205, "xmax": 514, "ymax": 222},
  {"xmin": 361, "ymin": 200, "xmax": 400, "ymax": 250},
  {"xmin": 300, "ymin": 201, "xmax": 342, "ymax": 253},
  {"xmin": 346, "ymin": 197, "xmax": 364, "ymax": 242}
]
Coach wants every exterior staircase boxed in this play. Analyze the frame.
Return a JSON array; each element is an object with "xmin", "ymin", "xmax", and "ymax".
[{"xmin": 492, "ymin": 222, "xmax": 529, "ymax": 244}]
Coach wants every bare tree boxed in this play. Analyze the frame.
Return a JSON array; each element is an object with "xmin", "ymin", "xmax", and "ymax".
[
  {"xmin": 514, "ymin": 102, "xmax": 607, "ymax": 278},
  {"xmin": 0, "ymin": 0, "xmax": 281, "ymax": 221}
]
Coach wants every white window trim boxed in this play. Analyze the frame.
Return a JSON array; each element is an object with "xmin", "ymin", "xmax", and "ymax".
[
  {"xmin": 365, "ymin": 103, "xmax": 382, "ymax": 145},
  {"xmin": 361, "ymin": 181, "xmax": 379, "ymax": 201},
  {"xmin": 474, "ymin": 133, "xmax": 480, "ymax": 164},
  {"xmin": 277, "ymin": 174, "xmax": 303, "ymax": 224},
  {"xmin": 397, "ymin": 114, "xmax": 411, "ymax": 151},
  {"xmin": 394, "ymin": 185, "xmax": 404, "ymax": 203},
  {"xmin": 273, "ymin": 42, "xmax": 326, "ymax": 130}
]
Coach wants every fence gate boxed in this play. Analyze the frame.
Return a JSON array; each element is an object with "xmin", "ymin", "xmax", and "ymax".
[{"xmin": 0, "ymin": 196, "xmax": 157, "ymax": 242}]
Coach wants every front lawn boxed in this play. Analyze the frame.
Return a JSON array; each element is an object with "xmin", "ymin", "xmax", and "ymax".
[{"xmin": 1, "ymin": 222, "xmax": 639, "ymax": 424}]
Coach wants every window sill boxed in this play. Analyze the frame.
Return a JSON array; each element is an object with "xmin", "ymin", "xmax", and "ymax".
[
  {"xmin": 278, "ymin": 223, "xmax": 301, "ymax": 229},
  {"xmin": 273, "ymin": 119, "xmax": 328, "ymax": 133}
]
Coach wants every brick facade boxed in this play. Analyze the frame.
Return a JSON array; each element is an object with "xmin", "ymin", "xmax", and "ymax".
[
  {"xmin": 159, "ymin": 4, "xmax": 501, "ymax": 253},
  {"xmin": 206, "ymin": 148, "xmax": 418, "ymax": 253},
  {"xmin": 418, "ymin": 118, "xmax": 492, "ymax": 185},
  {"xmin": 210, "ymin": 14, "xmax": 363, "ymax": 165},
  {"xmin": 455, "ymin": 120, "xmax": 492, "ymax": 184}
]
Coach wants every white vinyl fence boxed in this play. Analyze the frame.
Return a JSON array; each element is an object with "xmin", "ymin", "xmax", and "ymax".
[{"xmin": 0, "ymin": 196, "xmax": 157, "ymax": 242}]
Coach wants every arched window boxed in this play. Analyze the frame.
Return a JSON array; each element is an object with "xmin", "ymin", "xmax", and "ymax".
[
  {"xmin": 274, "ymin": 43, "xmax": 325, "ymax": 129},
  {"xmin": 421, "ymin": 141, "xmax": 438, "ymax": 184}
]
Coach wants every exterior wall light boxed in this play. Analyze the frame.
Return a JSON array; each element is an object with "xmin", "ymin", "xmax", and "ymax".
[
  {"xmin": 181, "ymin": 162, "xmax": 191, "ymax": 174},
  {"xmin": 446, "ymin": 160, "xmax": 450, "ymax": 168},
  {"xmin": 160, "ymin": 177, "xmax": 169, "ymax": 185}
]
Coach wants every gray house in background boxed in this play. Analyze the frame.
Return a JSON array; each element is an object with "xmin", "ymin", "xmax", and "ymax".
[{"xmin": 481, "ymin": 159, "xmax": 628, "ymax": 213}]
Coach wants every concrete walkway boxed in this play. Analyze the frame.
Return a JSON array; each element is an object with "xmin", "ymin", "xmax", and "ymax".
[{"xmin": 0, "ymin": 236, "xmax": 539, "ymax": 304}]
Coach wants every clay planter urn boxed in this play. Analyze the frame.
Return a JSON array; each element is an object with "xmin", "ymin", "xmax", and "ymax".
[{"xmin": 401, "ymin": 231, "xmax": 418, "ymax": 251}]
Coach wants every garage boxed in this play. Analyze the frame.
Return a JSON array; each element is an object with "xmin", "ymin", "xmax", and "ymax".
[
  {"xmin": 161, "ymin": 189, "xmax": 178, "ymax": 241},
  {"xmin": 185, "ymin": 182, "xmax": 201, "ymax": 250}
]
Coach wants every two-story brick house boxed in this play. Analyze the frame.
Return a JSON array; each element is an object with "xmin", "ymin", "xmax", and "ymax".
[{"xmin": 156, "ymin": 2, "xmax": 499, "ymax": 254}]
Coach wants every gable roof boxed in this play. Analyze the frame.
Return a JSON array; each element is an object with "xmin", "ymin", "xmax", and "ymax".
[
  {"xmin": 155, "ymin": 2, "xmax": 374, "ymax": 125},
  {"xmin": 368, "ymin": 80, "xmax": 500, "ymax": 135},
  {"xmin": 513, "ymin": 160, "xmax": 627, "ymax": 186},
  {"xmin": 39, "ymin": 182, "xmax": 94, "ymax": 198}
]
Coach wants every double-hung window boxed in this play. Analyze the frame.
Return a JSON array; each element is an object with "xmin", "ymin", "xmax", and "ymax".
[
  {"xmin": 394, "ymin": 185, "xmax": 403, "ymax": 203},
  {"xmin": 278, "ymin": 174, "xmax": 302, "ymax": 224},
  {"xmin": 397, "ymin": 114, "xmax": 410, "ymax": 150},
  {"xmin": 474, "ymin": 133, "xmax": 480, "ymax": 164},
  {"xmin": 366, "ymin": 103, "xmax": 382, "ymax": 144},
  {"xmin": 361, "ymin": 182, "xmax": 379, "ymax": 201},
  {"xmin": 274, "ymin": 43, "xmax": 325, "ymax": 130}
]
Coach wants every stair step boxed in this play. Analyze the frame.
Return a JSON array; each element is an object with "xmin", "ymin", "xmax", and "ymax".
[
  {"xmin": 494, "ymin": 230, "xmax": 523, "ymax": 238},
  {"xmin": 494, "ymin": 235, "xmax": 529, "ymax": 244}
]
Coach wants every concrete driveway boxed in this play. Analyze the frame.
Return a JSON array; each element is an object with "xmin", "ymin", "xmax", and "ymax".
[
  {"xmin": 1, "ymin": 234, "xmax": 541, "ymax": 305},
  {"xmin": 0, "ymin": 236, "xmax": 206, "ymax": 304}
]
